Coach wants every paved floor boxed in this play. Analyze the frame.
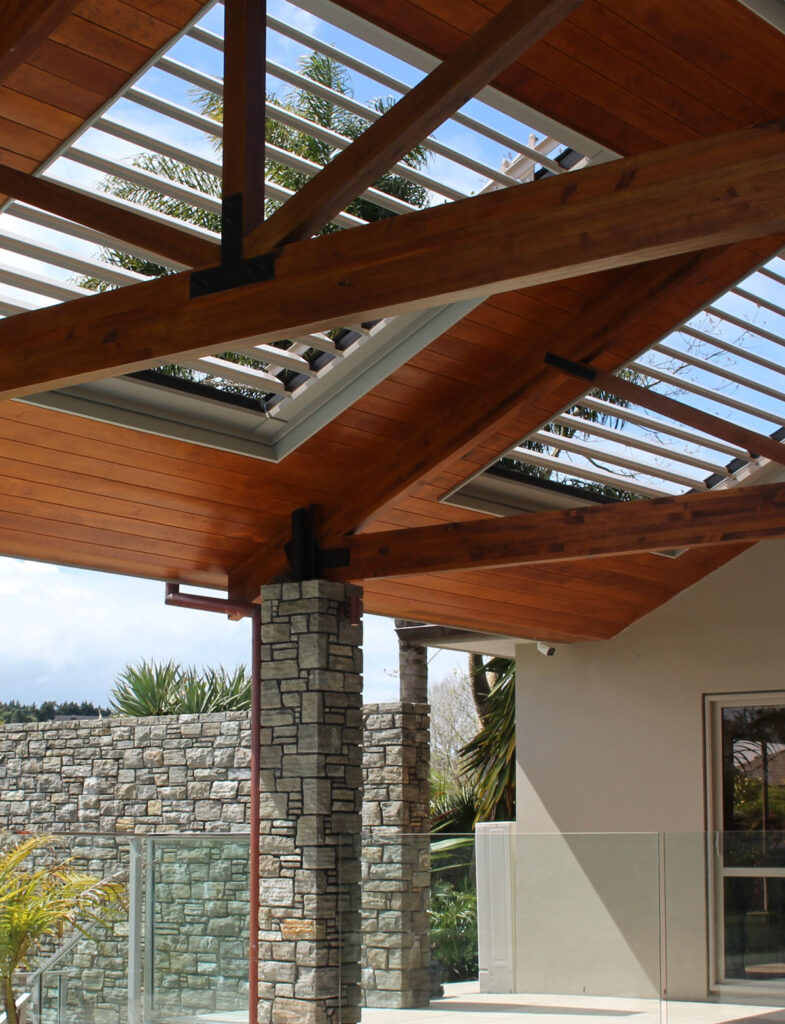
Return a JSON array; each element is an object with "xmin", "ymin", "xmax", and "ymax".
[
  {"xmin": 363, "ymin": 981, "xmax": 785, "ymax": 1024},
  {"xmin": 196, "ymin": 981, "xmax": 785, "ymax": 1024}
]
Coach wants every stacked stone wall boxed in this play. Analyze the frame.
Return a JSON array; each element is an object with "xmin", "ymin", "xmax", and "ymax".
[
  {"xmin": 0, "ymin": 713, "xmax": 252, "ymax": 1021},
  {"xmin": 0, "ymin": 672, "xmax": 431, "ymax": 1019},
  {"xmin": 361, "ymin": 703, "xmax": 431, "ymax": 1008}
]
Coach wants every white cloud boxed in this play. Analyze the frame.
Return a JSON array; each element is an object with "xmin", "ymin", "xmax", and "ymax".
[{"xmin": 0, "ymin": 558, "xmax": 466, "ymax": 708}]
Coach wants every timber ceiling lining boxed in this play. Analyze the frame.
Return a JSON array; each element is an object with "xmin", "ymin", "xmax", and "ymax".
[
  {"xmin": 0, "ymin": 0, "xmax": 783, "ymax": 643},
  {"xmin": 0, "ymin": 0, "xmax": 209, "ymax": 191}
]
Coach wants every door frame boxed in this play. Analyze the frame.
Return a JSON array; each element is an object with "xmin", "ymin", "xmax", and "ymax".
[{"xmin": 705, "ymin": 689, "xmax": 785, "ymax": 997}]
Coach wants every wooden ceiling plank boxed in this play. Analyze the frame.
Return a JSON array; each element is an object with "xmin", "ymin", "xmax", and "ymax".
[
  {"xmin": 243, "ymin": 0, "xmax": 584, "ymax": 252},
  {"xmin": 0, "ymin": 162, "xmax": 220, "ymax": 267},
  {"xmin": 29, "ymin": 39, "xmax": 128, "ymax": 95},
  {"xmin": 0, "ymin": 86, "xmax": 82, "ymax": 137},
  {"xmin": 0, "ymin": 0, "xmax": 80, "ymax": 84},
  {"xmin": 0, "ymin": 523, "xmax": 226, "ymax": 588},
  {"xmin": 326, "ymin": 482, "xmax": 785, "ymax": 581},
  {"xmin": 7, "ymin": 120, "xmax": 785, "ymax": 404},
  {"xmin": 50, "ymin": 15, "xmax": 152, "ymax": 73},
  {"xmin": 5, "ymin": 63, "xmax": 104, "ymax": 119},
  {"xmin": 0, "ymin": 116, "xmax": 59, "ymax": 162}
]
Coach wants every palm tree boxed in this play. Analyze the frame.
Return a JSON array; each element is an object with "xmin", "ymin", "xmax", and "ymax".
[
  {"xmin": 460, "ymin": 657, "xmax": 516, "ymax": 822},
  {"xmin": 80, "ymin": 52, "xmax": 430, "ymax": 397},
  {"xmin": 0, "ymin": 835, "xmax": 125, "ymax": 1024}
]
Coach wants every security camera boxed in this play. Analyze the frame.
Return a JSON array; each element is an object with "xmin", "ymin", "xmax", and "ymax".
[{"xmin": 537, "ymin": 642, "xmax": 556, "ymax": 657}]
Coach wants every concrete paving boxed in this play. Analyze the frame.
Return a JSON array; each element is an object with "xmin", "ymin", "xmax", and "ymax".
[{"xmin": 363, "ymin": 981, "xmax": 785, "ymax": 1024}]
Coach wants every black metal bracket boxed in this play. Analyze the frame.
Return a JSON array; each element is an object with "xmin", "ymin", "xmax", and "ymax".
[
  {"xmin": 284, "ymin": 505, "xmax": 350, "ymax": 581},
  {"xmin": 190, "ymin": 193, "xmax": 275, "ymax": 298},
  {"xmin": 544, "ymin": 352, "xmax": 597, "ymax": 383}
]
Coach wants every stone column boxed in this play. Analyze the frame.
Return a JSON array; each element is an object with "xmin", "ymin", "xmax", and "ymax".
[
  {"xmin": 258, "ymin": 580, "xmax": 363, "ymax": 1024},
  {"xmin": 396, "ymin": 634, "xmax": 428, "ymax": 704},
  {"xmin": 361, "ymin": 696, "xmax": 431, "ymax": 1007}
]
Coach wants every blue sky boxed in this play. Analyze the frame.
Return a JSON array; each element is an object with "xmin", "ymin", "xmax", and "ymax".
[
  {"xmin": 0, "ymin": 0, "xmax": 494, "ymax": 710},
  {"xmin": 0, "ymin": 556, "xmax": 468, "ymax": 707}
]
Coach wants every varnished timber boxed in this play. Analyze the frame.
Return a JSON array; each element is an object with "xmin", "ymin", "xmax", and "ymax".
[
  {"xmin": 6, "ymin": 121, "xmax": 785, "ymax": 400},
  {"xmin": 0, "ymin": 162, "xmax": 219, "ymax": 266},
  {"xmin": 323, "ymin": 483, "xmax": 785, "ymax": 581},
  {"xmin": 0, "ymin": 0, "xmax": 79, "ymax": 82},
  {"xmin": 222, "ymin": 0, "xmax": 266, "ymax": 236},
  {"xmin": 548, "ymin": 355, "xmax": 785, "ymax": 468},
  {"xmin": 228, "ymin": 249, "xmax": 732, "ymax": 597},
  {"xmin": 243, "ymin": 0, "xmax": 583, "ymax": 253}
]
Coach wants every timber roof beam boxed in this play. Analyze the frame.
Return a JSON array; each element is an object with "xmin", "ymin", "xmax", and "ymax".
[
  {"xmin": 4, "ymin": 121, "xmax": 785, "ymax": 402},
  {"xmin": 319, "ymin": 482, "xmax": 785, "ymax": 581}
]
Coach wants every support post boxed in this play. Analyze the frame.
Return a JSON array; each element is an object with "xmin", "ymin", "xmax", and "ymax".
[
  {"xmin": 258, "ymin": 580, "xmax": 363, "ymax": 1024},
  {"xmin": 361, "ymin": 624, "xmax": 431, "ymax": 1007},
  {"xmin": 127, "ymin": 838, "xmax": 143, "ymax": 1024}
]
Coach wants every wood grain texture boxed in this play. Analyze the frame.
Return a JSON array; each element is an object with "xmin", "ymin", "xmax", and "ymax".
[
  {"xmin": 0, "ymin": 0, "xmax": 784, "ymax": 643},
  {"xmin": 327, "ymin": 484, "xmax": 785, "ymax": 580},
  {"xmin": 244, "ymin": 0, "xmax": 583, "ymax": 252},
  {"xmin": 0, "ymin": 0, "xmax": 80, "ymax": 83},
  {"xmin": 222, "ymin": 0, "xmax": 267, "ymax": 234},
  {"xmin": 6, "ymin": 120, "xmax": 785, "ymax": 401}
]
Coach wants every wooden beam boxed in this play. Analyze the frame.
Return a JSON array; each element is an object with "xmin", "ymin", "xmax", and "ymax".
[
  {"xmin": 322, "ymin": 482, "xmax": 785, "ymax": 581},
  {"xmin": 243, "ymin": 0, "xmax": 582, "ymax": 252},
  {"xmin": 546, "ymin": 353, "xmax": 785, "ymax": 469},
  {"xmin": 0, "ymin": 0, "xmax": 78, "ymax": 83},
  {"xmin": 0, "ymin": 163, "xmax": 220, "ymax": 268},
  {"xmin": 6, "ymin": 121, "xmax": 785, "ymax": 401},
  {"xmin": 228, "ymin": 248, "xmax": 734, "ymax": 599},
  {"xmin": 222, "ymin": 0, "xmax": 266, "ymax": 237}
]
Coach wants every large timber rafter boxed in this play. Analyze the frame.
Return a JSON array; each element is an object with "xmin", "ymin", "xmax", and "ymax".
[
  {"xmin": 305, "ymin": 482, "xmax": 785, "ymax": 581},
  {"xmin": 3, "ymin": 121, "xmax": 785, "ymax": 401}
]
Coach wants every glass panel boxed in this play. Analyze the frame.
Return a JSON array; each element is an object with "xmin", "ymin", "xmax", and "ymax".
[
  {"xmin": 360, "ymin": 829, "xmax": 663, "ymax": 1020},
  {"xmin": 21, "ymin": 834, "xmax": 132, "ymax": 1024},
  {"xmin": 724, "ymin": 876, "xmax": 785, "ymax": 982},
  {"xmin": 149, "ymin": 835, "xmax": 250, "ymax": 1022},
  {"xmin": 9, "ymin": 832, "xmax": 252, "ymax": 1024},
  {"xmin": 722, "ymin": 705, "xmax": 785, "ymax": 859}
]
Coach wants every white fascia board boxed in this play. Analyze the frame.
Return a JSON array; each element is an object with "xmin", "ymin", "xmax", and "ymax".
[
  {"xmin": 19, "ymin": 378, "xmax": 279, "ymax": 461},
  {"xmin": 20, "ymin": 298, "xmax": 482, "ymax": 462},
  {"xmin": 269, "ymin": 299, "xmax": 482, "ymax": 460},
  {"xmin": 738, "ymin": 0, "xmax": 785, "ymax": 35}
]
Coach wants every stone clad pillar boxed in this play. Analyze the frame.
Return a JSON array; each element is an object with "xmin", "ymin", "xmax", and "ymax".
[
  {"xmin": 361, "ymin": 621, "xmax": 431, "ymax": 1008},
  {"xmin": 258, "ymin": 580, "xmax": 363, "ymax": 1024}
]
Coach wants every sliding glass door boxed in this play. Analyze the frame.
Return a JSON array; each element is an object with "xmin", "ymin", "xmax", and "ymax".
[{"xmin": 711, "ymin": 697, "xmax": 785, "ymax": 987}]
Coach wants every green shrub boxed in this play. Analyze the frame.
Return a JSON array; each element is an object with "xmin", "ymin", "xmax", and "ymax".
[
  {"xmin": 429, "ymin": 880, "xmax": 478, "ymax": 980},
  {"xmin": 110, "ymin": 660, "xmax": 251, "ymax": 716}
]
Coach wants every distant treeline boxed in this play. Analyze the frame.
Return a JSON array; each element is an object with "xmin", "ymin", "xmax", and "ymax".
[{"xmin": 0, "ymin": 700, "xmax": 110, "ymax": 723}]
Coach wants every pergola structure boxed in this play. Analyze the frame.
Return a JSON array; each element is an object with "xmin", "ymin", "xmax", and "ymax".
[{"xmin": 4, "ymin": 0, "xmax": 785, "ymax": 1020}]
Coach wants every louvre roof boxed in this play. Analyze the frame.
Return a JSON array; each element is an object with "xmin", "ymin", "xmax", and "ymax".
[{"xmin": 1, "ymin": 0, "xmax": 785, "ymax": 644}]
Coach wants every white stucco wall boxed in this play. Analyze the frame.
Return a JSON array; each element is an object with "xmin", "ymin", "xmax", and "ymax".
[{"xmin": 513, "ymin": 539, "xmax": 785, "ymax": 1000}]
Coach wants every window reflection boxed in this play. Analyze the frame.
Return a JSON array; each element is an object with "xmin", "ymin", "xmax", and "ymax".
[{"xmin": 721, "ymin": 704, "xmax": 785, "ymax": 982}]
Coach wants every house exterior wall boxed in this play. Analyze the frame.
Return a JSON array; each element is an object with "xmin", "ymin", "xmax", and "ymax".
[{"xmin": 513, "ymin": 539, "xmax": 785, "ymax": 1001}]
